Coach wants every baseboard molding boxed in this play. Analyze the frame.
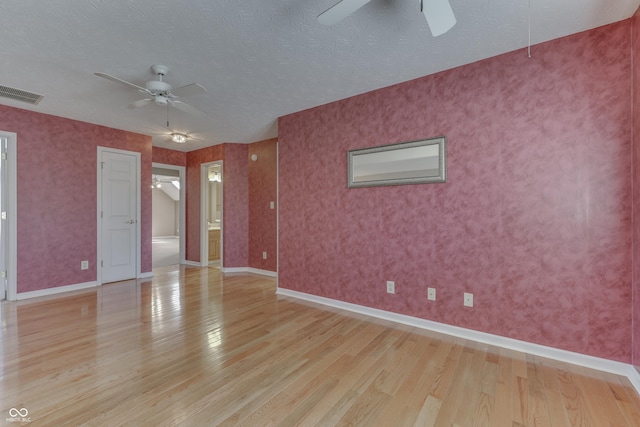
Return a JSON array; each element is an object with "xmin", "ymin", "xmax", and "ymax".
[
  {"xmin": 16, "ymin": 281, "xmax": 99, "ymax": 301},
  {"xmin": 276, "ymin": 288, "xmax": 640, "ymax": 396},
  {"xmin": 184, "ymin": 260, "xmax": 202, "ymax": 267},
  {"xmin": 138, "ymin": 272, "xmax": 153, "ymax": 279},
  {"xmin": 219, "ymin": 266, "xmax": 277, "ymax": 278},
  {"xmin": 220, "ymin": 267, "xmax": 246, "ymax": 274},
  {"xmin": 626, "ymin": 366, "xmax": 640, "ymax": 394},
  {"xmin": 248, "ymin": 267, "xmax": 277, "ymax": 278}
]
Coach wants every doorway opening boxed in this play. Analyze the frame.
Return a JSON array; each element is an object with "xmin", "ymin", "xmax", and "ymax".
[
  {"xmin": 151, "ymin": 164, "xmax": 185, "ymax": 268},
  {"xmin": 201, "ymin": 161, "xmax": 223, "ymax": 268}
]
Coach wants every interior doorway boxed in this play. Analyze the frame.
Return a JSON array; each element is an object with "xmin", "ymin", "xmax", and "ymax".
[
  {"xmin": 151, "ymin": 163, "xmax": 185, "ymax": 267},
  {"xmin": 0, "ymin": 131, "xmax": 16, "ymax": 300},
  {"xmin": 201, "ymin": 162, "xmax": 223, "ymax": 268}
]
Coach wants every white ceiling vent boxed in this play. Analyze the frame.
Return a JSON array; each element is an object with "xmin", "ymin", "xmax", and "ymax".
[{"xmin": 0, "ymin": 85, "xmax": 43, "ymax": 105}]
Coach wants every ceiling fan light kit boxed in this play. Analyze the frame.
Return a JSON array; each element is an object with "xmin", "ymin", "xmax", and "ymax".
[
  {"xmin": 318, "ymin": 0, "xmax": 456, "ymax": 37},
  {"xmin": 171, "ymin": 132, "xmax": 188, "ymax": 144}
]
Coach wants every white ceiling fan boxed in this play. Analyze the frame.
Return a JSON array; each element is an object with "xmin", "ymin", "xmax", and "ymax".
[
  {"xmin": 94, "ymin": 64, "xmax": 207, "ymax": 116},
  {"xmin": 318, "ymin": 0, "xmax": 456, "ymax": 37}
]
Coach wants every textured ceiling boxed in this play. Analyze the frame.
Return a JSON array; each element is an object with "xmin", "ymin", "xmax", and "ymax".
[{"xmin": 0, "ymin": 0, "xmax": 638, "ymax": 152}]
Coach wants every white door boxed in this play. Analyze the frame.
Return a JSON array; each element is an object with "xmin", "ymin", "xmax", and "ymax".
[
  {"xmin": 0, "ymin": 137, "xmax": 7, "ymax": 299},
  {"xmin": 100, "ymin": 150, "xmax": 138, "ymax": 283}
]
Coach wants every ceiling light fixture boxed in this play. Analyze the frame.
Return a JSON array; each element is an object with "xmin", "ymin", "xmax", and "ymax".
[
  {"xmin": 171, "ymin": 132, "xmax": 187, "ymax": 144},
  {"xmin": 151, "ymin": 176, "xmax": 162, "ymax": 189}
]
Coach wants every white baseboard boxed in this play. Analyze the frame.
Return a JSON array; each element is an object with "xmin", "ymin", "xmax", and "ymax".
[
  {"xmin": 248, "ymin": 267, "xmax": 277, "ymax": 277},
  {"xmin": 219, "ymin": 266, "xmax": 277, "ymax": 278},
  {"xmin": 139, "ymin": 272, "xmax": 153, "ymax": 279},
  {"xmin": 184, "ymin": 260, "xmax": 202, "ymax": 267},
  {"xmin": 276, "ymin": 288, "xmax": 640, "ymax": 397},
  {"xmin": 220, "ymin": 267, "xmax": 246, "ymax": 273},
  {"xmin": 16, "ymin": 281, "xmax": 99, "ymax": 300}
]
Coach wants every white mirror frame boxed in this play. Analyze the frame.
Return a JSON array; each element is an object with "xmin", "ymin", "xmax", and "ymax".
[{"xmin": 348, "ymin": 136, "xmax": 446, "ymax": 188}]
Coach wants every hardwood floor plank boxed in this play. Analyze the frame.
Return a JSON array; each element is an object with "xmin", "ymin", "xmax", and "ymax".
[
  {"xmin": 413, "ymin": 394, "xmax": 442, "ymax": 427},
  {"xmin": 494, "ymin": 349, "xmax": 515, "ymax": 426},
  {"xmin": 1, "ymin": 265, "xmax": 639, "ymax": 426},
  {"xmin": 525, "ymin": 356, "xmax": 551, "ymax": 427}
]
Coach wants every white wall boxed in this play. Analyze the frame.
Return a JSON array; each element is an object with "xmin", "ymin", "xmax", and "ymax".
[{"xmin": 152, "ymin": 188, "xmax": 178, "ymax": 237}]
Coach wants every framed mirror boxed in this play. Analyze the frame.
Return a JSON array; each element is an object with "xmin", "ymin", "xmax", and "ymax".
[{"xmin": 348, "ymin": 136, "xmax": 446, "ymax": 188}]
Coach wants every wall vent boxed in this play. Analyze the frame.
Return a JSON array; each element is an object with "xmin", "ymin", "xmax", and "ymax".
[{"xmin": 0, "ymin": 85, "xmax": 44, "ymax": 105}]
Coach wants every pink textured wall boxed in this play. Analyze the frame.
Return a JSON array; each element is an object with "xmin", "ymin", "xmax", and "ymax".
[
  {"xmin": 222, "ymin": 144, "xmax": 249, "ymax": 268},
  {"xmin": 185, "ymin": 144, "xmax": 248, "ymax": 267},
  {"xmin": 152, "ymin": 146, "xmax": 186, "ymax": 166},
  {"xmin": 279, "ymin": 22, "xmax": 633, "ymax": 362},
  {"xmin": 248, "ymin": 138, "xmax": 278, "ymax": 272},
  {"xmin": 632, "ymin": 7, "xmax": 640, "ymax": 369},
  {"xmin": 0, "ymin": 105, "xmax": 152, "ymax": 293}
]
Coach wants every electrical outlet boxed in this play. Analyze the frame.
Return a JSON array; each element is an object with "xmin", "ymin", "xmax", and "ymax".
[
  {"xmin": 464, "ymin": 292, "xmax": 473, "ymax": 307},
  {"xmin": 386, "ymin": 281, "xmax": 395, "ymax": 294},
  {"xmin": 81, "ymin": 260, "xmax": 89, "ymax": 270},
  {"xmin": 270, "ymin": 201, "xmax": 275, "ymax": 209},
  {"xmin": 262, "ymin": 251, "xmax": 267, "ymax": 259},
  {"xmin": 428, "ymin": 287, "xmax": 436, "ymax": 301}
]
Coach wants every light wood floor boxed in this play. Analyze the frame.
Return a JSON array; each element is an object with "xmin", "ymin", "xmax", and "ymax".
[{"xmin": 1, "ymin": 265, "xmax": 640, "ymax": 426}]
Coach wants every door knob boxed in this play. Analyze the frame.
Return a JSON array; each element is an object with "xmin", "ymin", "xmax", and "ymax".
[{"xmin": 127, "ymin": 220, "xmax": 135, "ymax": 224}]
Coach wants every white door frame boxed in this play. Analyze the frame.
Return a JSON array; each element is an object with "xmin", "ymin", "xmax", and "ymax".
[
  {"xmin": 97, "ymin": 147, "xmax": 141, "ymax": 284},
  {"xmin": 152, "ymin": 162, "xmax": 186, "ymax": 264},
  {"xmin": 0, "ymin": 131, "xmax": 17, "ymax": 300},
  {"xmin": 201, "ymin": 161, "xmax": 223, "ymax": 267}
]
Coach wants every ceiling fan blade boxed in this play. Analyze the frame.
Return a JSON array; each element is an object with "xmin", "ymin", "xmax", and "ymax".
[
  {"xmin": 94, "ymin": 72, "xmax": 150, "ymax": 93},
  {"xmin": 318, "ymin": 0, "xmax": 373, "ymax": 26},
  {"xmin": 128, "ymin": 98, "xmax": 153, "ymax": 109},
  {"xmin": 421, "ymin": 0, "xmax": 456, "ymax": 37},
  {"xmin": 171, "ymin": 83, "xmax": 206, "ymax": 98},
  {"xmin": 169, "ymin": 100, "xmax": 206, "ymax": 116}
]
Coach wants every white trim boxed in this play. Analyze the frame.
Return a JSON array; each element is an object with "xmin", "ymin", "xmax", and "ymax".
[
  {"xmin": 276, "ymin": 140, "xmax": 279, "ymax": 280},
  {"xmin": 138, "ymin": 271, "xmax": 153, "ymax": 279},
  {"xmin": 1, "ymin": 131, "xmax": 17, "ymax": 300},
  {"xmin": 16, "ymin": 281, "xmax": 98, "ymax": 300},
  {"xmin": 220, "ymin": 267, "xmax": 247, "ymax": 273},
  {"xmin": 627, "ymin": 366, "xmax": 640, "ymax": 393},
  {"xmin": 152, "ymin": 163, "xmax": 186, "ymax": 264},
  {"xmin": 276, "ymin": 288, "xmax": 640, "ymax": 396},
  {"xmin": 248, "ymin": 267, "xmax": 278, "ymax": 277},
  {"xmin": 219, "ymin": 266, "xmax": 277, "ymax": 277},
  {"xmin": 184, "ymin": 260, "xmax": 202, "ymax": 267},
  {"xmin": 97, "ymin": 147, "xmax": 142, "ymax": 285},
  {"xmin": 201, "ymin": 161, "xmax": 223, "ymax": 268}
]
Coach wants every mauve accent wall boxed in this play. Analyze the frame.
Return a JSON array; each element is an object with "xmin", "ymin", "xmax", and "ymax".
[
  {"xmin": 632, "ymin": 7, "xmax": 640, "ymax": 370},
  {"xmin": 0, "ymin": 105, "xmax": 152, "ymax": 293},
  {"xmin": 152, "ymin": 146, "xmax": 186, "ymax": 167},
  {"xmin": 185, "ymin": 144, "xmax": 248, "ymax": 267},
  {"xmin": 249, "ymin": 138, "xmax": 277, "ymax": 272},
  {"xmin": 279, "ymin": 22, "xmax": 633, "ymax": 362}
]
